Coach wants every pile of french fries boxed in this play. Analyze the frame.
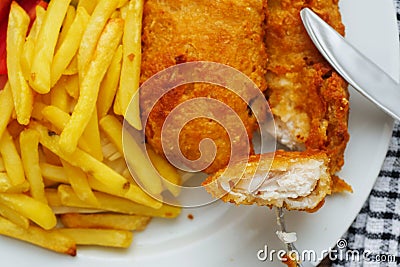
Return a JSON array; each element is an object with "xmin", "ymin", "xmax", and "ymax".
[{"xmin": 0, "ymin": 0, "xmax": 182, "ymax": 255}]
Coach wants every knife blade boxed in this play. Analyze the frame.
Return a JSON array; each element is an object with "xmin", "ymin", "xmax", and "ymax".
[{"xmin": 300, "ymin": 8, "xmax": 400, "ymax": 121}]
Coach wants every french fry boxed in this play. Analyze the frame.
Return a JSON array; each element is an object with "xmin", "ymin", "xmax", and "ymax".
[
  {"xmin": 147, "ymin": 146, "xmax": 182, "ymax": 197},
  {"xmin": 97, "ymin": 45, "xmax": 123, "ymax": 119},
  {"xmin": 39, "ymin": 159, "xmax": 161, "ymax": 209},
  {"xmin": 115, "ymin": 0, "xmax": 143, "ymax": 130},
  {"xmin": 58, "ymin": 184, "xmax": 181, "ymax": 218},
  {"xmin": 40, "ymin": 163, "xmax": 68, "ymax": 184},
  {"xmin": 0, "ymin": 201, "xmax": 29, "ymax": 229},
  {"xmin": 0, "ymin": 216, "xmax": 76, "ymax": 256},
  {"xmin": 99, "ymin": 115, "xmax": 123, "ymax": 152},
  {"xmin": 0, "ymin": 193, "xmax": 57, "ymax": 230},
  {"xmin": 63, "ymin": 55, "xmax": 78, "ymax": 75},
  {"xmin": 56, "ymin": 5, "xmax": 76, "ymax": 50},
  {"xmin": 21, "ymin": 5, "xmax": 46, "ymax": 80},
  {"xmin": 61, "ymin": 160, "xmax": 98, "ymax": 206},
  {"xmin": 41, "ymin": 105, "xmax": 97, "ymax": 157},
  {"xmin": 0, "ymin": 83, "xmax": 14, "ymax": 139},
  {"xmin": 117, "ymin": 0, "xmax": 129, "ymax": 9},
  {"xmin": 19, "ymin": 129, "xmax": 47, "ymax": 204},
  {"xmin": 99, "ymin": 115, "xmax": 164, "ymax": 195},
  {"xmin": 33, "ymin": 122, "xmax": 129, "ymax": 193},
  {"xmin": 50, "ymin": 81, "xmax": 70, "ymax": 113},
  {"xmin": 41, "ymin": 104, "xmax": 71, "ymax": 131},
  {"xmin": 6, "ymin": 2, "xmax": 33, "ymax": 125},
  {"xmin": 51, "ymin": 7, "xmax": 90, "ymax": 86},
  {"xmin": 87, "ymin": 176, "xmax": 162, "ymax": 209},
  {"xmin": 60, "ymin": 213, "xmax": 151, "ymax": 231},
  {"xmin": 59, "ymin": 19, "xmax": 124, "ymax": 154},
  {"xmin": 101, "ymin": 141, "xmax": 120, "ymax": 160},
  {"xmin": 41, "ymin": 105, "xmax": 102, "ymax": 160},
  {"xmin": 45, "ymin": 189, "xmax": 103, "ymax": 214},
  {"xmin": 0, "ymin": 130, "xmax": 25, "ymax": 186},
  {"xmin": 62, "ymin": 74, "xmax": 79, "ymax": 99},
  {"xmin": 78, "ymin": 0, "xmax": 119, "ymax": 76},
  {"xmin": 77, "ymin": 0, "xmax": 98, "ymax": 14},
  {"xmin": 45, "ymin": 188, "xmax": 63, "ymax": 207},
  {"xmin": 56, "ymin": 228, "xmax": 132, "ymax": 248},
  {"xmin": 83, "ymin": 109, "xmax": 103, "ymax": 161},
  {"xmin": 29, "ymin": 0, "xmax": 72, "ymax": 94},
  {"xmin": 0, "ymin": 0, "xmax": 185, "ymax": 255},
  {"xmin": 0, "ymin": 173, "xmax": 29, "ymax": 193}
]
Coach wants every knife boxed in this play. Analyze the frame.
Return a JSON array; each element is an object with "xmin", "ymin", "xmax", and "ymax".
[{"xmin": 300, "ymin": 8, "xmax": 400, "ymax": 121}]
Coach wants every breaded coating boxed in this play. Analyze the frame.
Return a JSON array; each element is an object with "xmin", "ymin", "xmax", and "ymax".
[
  {"xmin": 265, "ymin": 0, "xmax": 350, "ymax": 174},
  {"xmin": 140, "ymin": 0, "xmax": 268, "ymax": 173},
  {"xmin": 202, "ymin": 150, "xmax": 332, "ymax": 211}
]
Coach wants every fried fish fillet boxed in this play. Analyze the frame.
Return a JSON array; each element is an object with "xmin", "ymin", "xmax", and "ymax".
[
  {"xmin": 140, "ymin": 0, "xmax": 268, "ymax": 173},
  {"xmin": 265, "ymin": 0, "xmax": 350, "ymax": 174},
  {"xmin": 202, "ymin": 150, "xmax": 332, "ymax": 211}
]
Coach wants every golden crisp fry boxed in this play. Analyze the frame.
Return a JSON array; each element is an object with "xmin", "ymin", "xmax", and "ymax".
[
  {"xmin": 99, "ymin": 115, "xmax": 163, "ymax": 195},
  {"xmin": 0, "ymin": 193, "xmax": 57, "ymax": 230},
  {"xmin": 45, "ymin": 188, "xmax": 63, "ymax": 207},
  {"xmin": 56, "ymin": 5, "xmax": 76, "ymax": 50},
  {"xmin": 51, "ymin": 7, "xmax": 90, "ymax": 86},
  {"xmin": 21, "ymin": 5, "xmax": 46, "ymax": 80},
  {"xmin": 20, "ymin": 129, "xmax": 47, "ymax": 204},
  {"xmin": 58, "ymin": 184, "xmax": 181, "ymax": 218},
  {"xmin": 39, "ymin": 160, "xmax": 162, "ymax": 209},
  {"xmin": 117, "ymin": 0, "xmax": 129, "ymax": 9},
  {"xmin": 77, "ymin": 0, "xmax": 98, "ymax": 15},
  {"xmin": 0, "ymin": 130, "xmax": 25, "ymax": 186},
  {"xmin": 87, "ymin": 176, "xmax": 163, "ymax": 209},
  {"xmin": 97, "ymin": 45, "xmax": 123, "ymax": 119},
  {"xmin": 33, "ymin": 122, "xmax": 129, "ymax": 193},
  {"xmin": 6, "ymin": 2, "xmax": 33, "ymax": 125},
  {"xmin": 115, "ymin": 0, "xmax": 143, "ymax": 130},
  {"xmin": 78, "ymin": 0, "xmax": 120, "ymax": 76},
  {"xmin": 83, "ymin": 109, "xmax": 103, "ymax": 161},
  {"xmin": 50, "ymin": 81, "xmax": 70, "ymax": 113},
  {"xmin": 0, "ymin": 83, "xmax": 14, "ymax": 139},
  {"xmin": 45, "ymin": 188, "xmax": 103, "ymax": 214},
  {"xmin": 61, "ymin": 160, "xmax": 99, "ymax": 206},
  {"xmin": 56, "ymin": 228, "xmax": 132, "ymax": 248},
  {"xmin": 147, "ymin": 146, "xmax": 182, "ymax": 197},
  {"xmin": 59, "ymin": 18, "xmax": 124, "ymax": 154},
  {"xmin": 41, "ymin": 105, "xmax": 98, "ymax": 158},
  {"xmin": 0, "ymin": 201, "xmax": 29, "ymax": 229},
  {"xmin": 60, "ymin": 213, "xmax": 151, "ymax": 231},
  {"xmin": 40, "ymin": 163, "xmax": 68, "ymax": 184},
  {"xmin": 0, "ymin": 173, "xmax": 29, "ymax": 193},
  {"xmin": 29, "ymin": 0, "xmax": 72, "ymax": 94},
  {"xmin": 62, "ymin": 74, "xmax": 79, "ymax": 99},
  {"xmin": 0, "ymin": 216, "xmax": 76, "ymax": 256},
  {"xmin": 63, "ymin": 55, "xmax": 78, "ymax": 75}
]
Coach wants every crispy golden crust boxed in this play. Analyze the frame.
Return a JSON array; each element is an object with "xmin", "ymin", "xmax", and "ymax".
[
  {"xmin": 331, "ymin": 175, "xmax": 353, "ymax": 193},
  {"xmin": 202, "ymin": 150, "xmax": 332, "ymax": 211},
  {"xmin": 265, "ymin": 0, "xmax": 349, "ymax": 173},
  {"xmin": 141, "ymin": 0, "xmax": 268, "ymax": 173}
]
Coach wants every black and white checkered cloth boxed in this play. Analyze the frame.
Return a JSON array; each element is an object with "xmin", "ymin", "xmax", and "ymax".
[
  {"xmin": 332, "ymin": 121, "xmax": 400, "ymax": 266},
  {"xmin": 332, "ymin": 2, "xmax": 400, "ymax": 263}
]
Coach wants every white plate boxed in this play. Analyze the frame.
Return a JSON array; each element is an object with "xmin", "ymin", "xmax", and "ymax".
[{"xmin": 2, "ymin": 0, "xmax": 399, "ymax": 266}]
